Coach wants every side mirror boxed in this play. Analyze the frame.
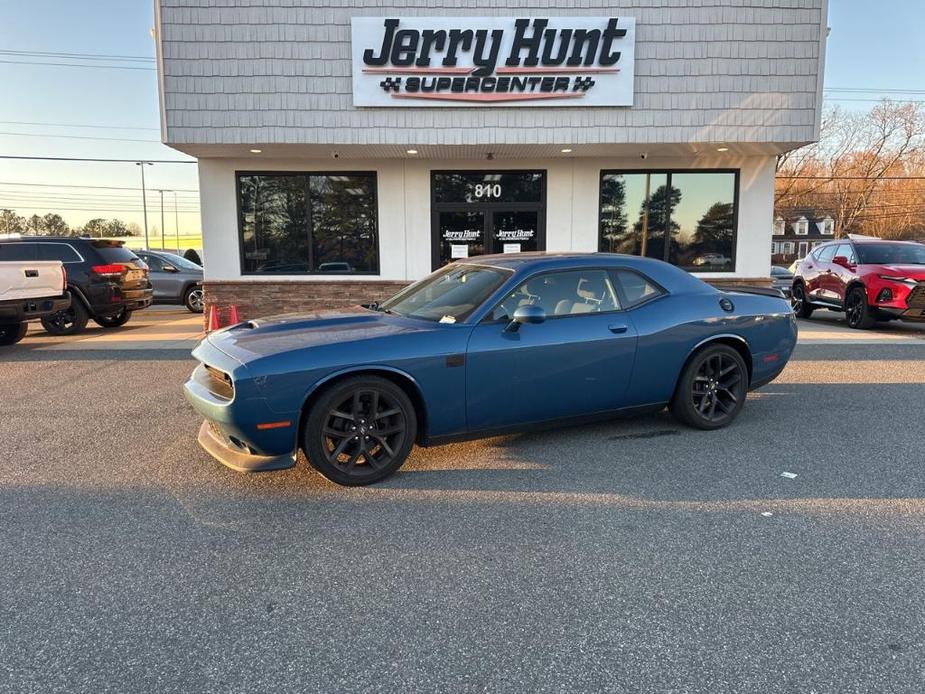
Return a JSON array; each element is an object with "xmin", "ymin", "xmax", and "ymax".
[
  {"xmin": 832, "ymin": 255, "xmax": 853, "ymax": 269},
  {"xmin": 162, "ymin": 264, "xmax": 179, "ymax": 273},
  {"xmin": 505, "ymin": 305, "xmax": 546, "ymax": 332}
]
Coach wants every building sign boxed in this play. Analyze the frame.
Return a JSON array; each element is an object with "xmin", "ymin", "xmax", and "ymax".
[{"xmin": 351, "ymin": 17, "xmax": 635, "ymax": 107}]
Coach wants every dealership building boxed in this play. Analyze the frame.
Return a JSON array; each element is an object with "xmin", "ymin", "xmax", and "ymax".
[{"xmin": 155, "ymin": 0, "xmax": 828, "ymax": 316}]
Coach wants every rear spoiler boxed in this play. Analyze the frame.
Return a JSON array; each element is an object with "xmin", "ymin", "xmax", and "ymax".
[{"xmin": 721, "ymin": 285, "xmax": 786, "ymax": 299}]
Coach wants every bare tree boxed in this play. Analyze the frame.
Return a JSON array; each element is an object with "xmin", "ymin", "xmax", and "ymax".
[{"xmin": 776, "ymin": 101, "xmax": 925, "ymax": 238}]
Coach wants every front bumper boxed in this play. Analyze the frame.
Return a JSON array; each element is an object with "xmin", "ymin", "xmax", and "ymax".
[
  {"xmin": 184, "ymin": 362, "xmax": 299, "ymax": 473},
  {"xmin": 196, "ymin": 420, "xmax": 296, "ymax": 473}
]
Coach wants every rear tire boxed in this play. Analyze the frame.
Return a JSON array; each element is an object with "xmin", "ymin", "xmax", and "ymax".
[
  {"xmin": 41, "ymin": 300, "xmax": 89, "ymax": 335},
  {"xmin": 93, "ymin": 309, "xmax": 132, "ymax": 328},
  {"xmin": 303, "ymin": 376, "xmax": 417, "ymax": 486},
  {"xmin": 670, "ymin": 344, "xmax": 748, "ymax": 430},
  {"xmin": 790, "ymin": 283, "xmax": 814, "ymax": 318},
  {"xmin": 184, "ymin": 286, "xmax": 204, "ymax": 313},
  {"xmin": 0, "ymin": 322, "xmax": 28, "ymax": 346},
  {"xmin": 845, "ymin": 286, "xmax": 876, "ymax": 330}
]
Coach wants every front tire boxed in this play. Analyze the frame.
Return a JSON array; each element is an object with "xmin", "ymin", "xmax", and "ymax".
[
  {"xmin": 845, "ymin": 287, "xmax": 876, "ymax": 330},
  {"xmin": 41, "ymin": 300, "xmax": 89, "ymax": 335},
  {"xmin": 791, "ymin": 283, "xmax": 814, "ymax": 318},
  {"xmin": 184, "ymin": 286, "xmax": 204, "ymax": 313},
  {"xmin": 0, "ymin": 322, "xmax": 28, "ymax": 346},
  {"xmin": 670, "ymin": 344, "xmax": 748, "ymax": 430},
  {"xmin": 303, "ymin": 376, "xmax": 417, "ymax": 486}
]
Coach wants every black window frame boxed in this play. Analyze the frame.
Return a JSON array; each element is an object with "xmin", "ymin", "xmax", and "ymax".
[
  {"xmin": 235, "ymin": 170, "xmax": 381, "ymax": 276},
  {"xmin": 597, "ymin": 168, "xmax": 740, "ymax": 273}
]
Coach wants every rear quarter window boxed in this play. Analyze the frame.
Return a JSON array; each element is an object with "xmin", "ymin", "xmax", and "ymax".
[
  {"xmin": 611, "ymin": 269, "xmax": 666, "ymax": 308},
  {"xmin": 36, "ymin": 243, "xmax": 82, "ymax": 263}
]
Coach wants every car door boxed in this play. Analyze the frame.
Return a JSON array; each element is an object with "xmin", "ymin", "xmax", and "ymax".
[
  {"xmin": 465, "ymin": 268, "xmax": 638, "ymax": 431},
  {"xmin": 805, "ymin": 244, "xmax": 836, "ymax": 302},
  {"xmin": 138, "ymin": 253, "xmax": 170, "ymax": 300},
  {"xmin": 829, "ymin": 243, "xmax": 858, "ymax": 306}
]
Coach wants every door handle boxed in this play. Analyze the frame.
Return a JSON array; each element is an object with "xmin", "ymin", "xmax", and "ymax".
[{"xmin": 608, "ymin": 323, "xmax": 629, "ymax": 334}]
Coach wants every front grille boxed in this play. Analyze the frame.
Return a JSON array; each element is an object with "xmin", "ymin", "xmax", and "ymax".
[
  {"xmin": 203, "ymin": 364, "xmax": 234, "ymax": 400},
  {"xmin": 907, "ymin": 284, "xmax": 925, "ymax": 309}
]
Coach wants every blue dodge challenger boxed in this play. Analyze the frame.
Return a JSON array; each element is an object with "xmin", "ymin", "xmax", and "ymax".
[{"xmin": 185, "ymin": 253, "xmax": 796, "ymax": 485}]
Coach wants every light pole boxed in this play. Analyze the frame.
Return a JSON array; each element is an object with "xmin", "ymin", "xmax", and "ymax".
[
  {"xmin": 136, "ymin": 161, "xmax": 153, "ymax": 249},
  {"xmin": 173, "ymin": 191, "xmax": 180, "ymax": 254},
  {"xmin": 154, "ymin": 189, "xmax": 170, "ymax": 251}
]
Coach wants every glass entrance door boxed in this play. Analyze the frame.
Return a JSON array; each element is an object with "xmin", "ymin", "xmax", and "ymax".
[
  {"xmin": 436, "ymin": 210, "xmax": 485, "ymax": 266},
  {"xmin": 490, "ymin": 210, "xmax": 539, "ymax": 254},
  {"xmin": 431, "ymin": 171, "xmax": 546, "ymax": 270}
]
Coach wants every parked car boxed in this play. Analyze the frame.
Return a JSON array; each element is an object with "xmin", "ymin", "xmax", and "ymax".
[
  {"xmin": 185, "ymin": 252, "xmax": 797, "ymax": 486},
  {"xmin": 770, "ymin": 265, "xmax": 794, "ymax": 298},
  {"xmin": 691, "ymin": 253, "xmax": 731, "ymax": 268},
  {"xmin": 0, "ymin": 237, "xmax": 153, "ymax": 335},
  {"xmin": 791, "ymin": 239, "xmax": 925, "ymax": 329},
  {"xmin": 0, "ymin": 253, "xmax": 71, "ymax": 345},
  {"xmin": 133, "ymin": 249, "xmax": 204, "ymax": 313}
]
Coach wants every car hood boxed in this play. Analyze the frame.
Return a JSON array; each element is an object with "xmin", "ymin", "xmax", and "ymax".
[
  {"xmin": 205, "ymin": 306, "xmax": 437, "ymax": 364},
  {"xmin": 877, "ymin": 265, "xmax": 925, "ymax": 280}
]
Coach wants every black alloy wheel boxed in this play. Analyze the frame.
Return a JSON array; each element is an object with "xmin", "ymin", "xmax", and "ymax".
[
  {"xmin": 0, "ymin": 322, "xmax": 28, "ymax": 346},
  {"xmin": 791, "ymin": 283, "xmax": 814, "ymax": 318},
  {"xmin": 93, "ymin": 309, "xmax": 132, "ymax": 328},
  {"xmin": 845, "ymin": 287, "xmax": 876, "ymax": 330},
  {"xmin": 41, "ymin": 300, "xmax": 89, "ymax": 336},
  {"xmin": 303, "ymin": 376, "xmax": 416, "ymax": 486},
  {"xmin": 670, "ymin": 344, "xmax": 748, "ymax": 430}
]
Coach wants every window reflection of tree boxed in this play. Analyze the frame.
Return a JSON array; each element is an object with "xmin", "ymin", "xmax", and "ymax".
[
  {"xmin": 636, "ymin": 183, "xmax": 680, "ymax": 261},
  {"xmin": 599, "ymin": 172, "xmax": 735, "ymax": 271},
  {"xmin": 310, "ymin": 175, "xmax": 378, "ymax": 272},
  {"xmin": 599, "ymin": 176, "xmax": 628, "ymax": 253},
  {"xmin": 240, "ymin": 175, "xmax": 309, "ymax": 273}
]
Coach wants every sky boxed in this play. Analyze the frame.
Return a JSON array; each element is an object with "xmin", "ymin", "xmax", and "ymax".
[{"xmin": 0, "ymin": 0, "xmax": 922, "ymax": 237}]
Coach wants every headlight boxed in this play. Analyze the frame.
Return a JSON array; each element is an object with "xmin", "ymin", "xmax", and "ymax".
[{"xmin": 878, "ymin": 275, "xmax": 917, "ymax": 284}]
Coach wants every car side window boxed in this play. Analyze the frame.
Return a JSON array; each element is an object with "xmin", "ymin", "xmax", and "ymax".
[
  {"xmin": 490, "ymin": 269, "xmax": 620, "ymax": 321},
  {"xmin": 611, "ymin": 269, "xmax": 666, "ymax": 308},
  {"xmin": 36, "ymin": 243, "xmax": 82, "ymax": 263},
  {"xmin": 815, "ymin": 245, "xmax": 837, "ymax": 262},
  {"xmin": 0, "ymin": 243, "xmax": 37, "ymax": 261},
  {"xmin": 142, "ymin": 254, "xmax": 165, "ymax": 271}
]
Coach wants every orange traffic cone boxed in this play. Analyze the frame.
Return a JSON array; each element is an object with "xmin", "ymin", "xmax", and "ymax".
[
  {"xmin": 206, "ymin": 305, "xmax": 221, "ymax": 332},
  {"xmin": 228, "ymin": 304, "xmax": 241, "ymax": 325}
]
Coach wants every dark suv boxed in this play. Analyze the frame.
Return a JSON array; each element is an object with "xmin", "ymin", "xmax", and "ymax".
[{"xmin": 0, "ymin": 237, "xmax": 153, "ymax": 335}]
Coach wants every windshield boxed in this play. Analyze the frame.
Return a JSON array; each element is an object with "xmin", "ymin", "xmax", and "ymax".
[
  {"xmin": 380, "ymin": 263, "xmax": 511, "ymax": 323},
  {"xmin": 855, "ymin": 242, "xmax": 925, "ymax": 265}
]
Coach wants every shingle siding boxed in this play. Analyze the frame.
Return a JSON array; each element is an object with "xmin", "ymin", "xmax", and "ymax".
[{"xmin": 156, "ymin": 0, "xmax": 827, "ymax": 147}]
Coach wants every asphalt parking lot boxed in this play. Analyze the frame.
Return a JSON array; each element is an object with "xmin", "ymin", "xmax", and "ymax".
[{"xmin": 3, "ymin": 309, "xmax": 925, "ymax": 693}]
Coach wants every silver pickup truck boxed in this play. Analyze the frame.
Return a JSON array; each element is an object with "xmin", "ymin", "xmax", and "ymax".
[{"xmin": 0, "ymin": 260, "xmax": 71, "ymax": 345}]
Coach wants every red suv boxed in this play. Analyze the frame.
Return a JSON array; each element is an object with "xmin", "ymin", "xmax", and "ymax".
[{"xmin": 791, "ymin": 239, "xmax": 925, "ymax": 329}]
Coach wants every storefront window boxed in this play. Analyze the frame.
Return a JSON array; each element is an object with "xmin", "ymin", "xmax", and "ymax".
[
  {"xmin": 238, "ymin": 172, "xmax": 378, "ymax": 274},
  {"xmin": 598, "ymin": 171, "xmax": 737, "ymax": 272}
]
